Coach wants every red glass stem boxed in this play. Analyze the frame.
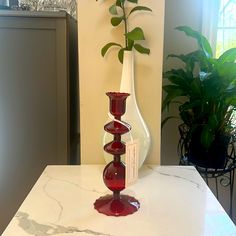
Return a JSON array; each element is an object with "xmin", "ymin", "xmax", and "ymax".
[{"xmin": 94, "ymin": 92, "xmax": 140, "ymax": 216}]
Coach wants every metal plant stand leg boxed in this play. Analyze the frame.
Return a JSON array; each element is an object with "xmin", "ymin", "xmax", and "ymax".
[
  {"xmin": 230, "ymin": 169, "xmax": 235, "ymax": 217},
  {"xmin": 215, "ymin": 178, "xmax": 219, "ymax": 200},
  {"xmin": 205, "ymin": 175, "xmax": 209, "ymax": 186},
  {"xmin": 178, "ymin": 124, "xmax": 236, "ymax": 219}
]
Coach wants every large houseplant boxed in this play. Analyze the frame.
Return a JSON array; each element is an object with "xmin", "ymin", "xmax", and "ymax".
[{"xmin": 162, "ymin": 26, "xmax": 236, "ymax": 168}]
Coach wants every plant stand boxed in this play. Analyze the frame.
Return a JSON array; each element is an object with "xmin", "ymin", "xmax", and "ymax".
[{"xmin": 178, "ymin": 124, "xmax": 236, "ymax": 218}]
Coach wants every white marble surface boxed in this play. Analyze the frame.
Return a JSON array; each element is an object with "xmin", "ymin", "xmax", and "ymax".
[{"xmin": 3, "ymin": 165, "xmax": 236, "ymax": 236}]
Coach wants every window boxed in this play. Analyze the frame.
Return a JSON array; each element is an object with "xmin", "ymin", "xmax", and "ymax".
[
  {"xmin": 216, "ymin": 0, "xmax": 236, "ymax": 57},
  {"xmin": 215, "ymin": 0, "xmax": 236, "ymax": 125}
]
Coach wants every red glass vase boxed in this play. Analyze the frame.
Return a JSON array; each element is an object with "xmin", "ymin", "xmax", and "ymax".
[{"xmin": 94, "ymin": 92, "xmax": 140, "ymax": 216}]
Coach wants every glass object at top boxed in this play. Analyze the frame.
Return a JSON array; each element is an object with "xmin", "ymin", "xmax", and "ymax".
[{"xmin": 18, "ymin": 0, "xmax": 77, "ymax": 18}]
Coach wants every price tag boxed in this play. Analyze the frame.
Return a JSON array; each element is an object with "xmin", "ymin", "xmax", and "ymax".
[{"xmin": 125, "ymin": 139, "xmax": 139, "ymax": 187}]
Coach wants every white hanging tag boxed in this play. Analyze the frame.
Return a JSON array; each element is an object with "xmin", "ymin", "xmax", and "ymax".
[
  {"xmin": 125, "ymin": 139, "xmax": 139, "ymax": 187},
  {"xmin": 107, "ymin": 112, "xmax": 138, "ymax": 186}
]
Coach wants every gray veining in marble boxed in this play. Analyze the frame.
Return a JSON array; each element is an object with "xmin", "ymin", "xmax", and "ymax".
[
  {"xmin": 146, "ymin": 166, "xmax": 201, "ymax": 190},
  {"xmin": 44, "ymin": 171, "xmax": 106, "ymax": 194},
  {"xmin": 42, "ymin": 171, "xmax": 108, "ymax": 223},
  {"xmin": 43, "ymin": 177, "xmax": 64, "ymax": 223},
  {"xmin": 16, "ymin": 212, "xmax": 113, "ymax": 236}
]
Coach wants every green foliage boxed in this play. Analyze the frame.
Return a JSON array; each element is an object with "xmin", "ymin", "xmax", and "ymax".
[
  {"xmin": 175, "ymin": 26, "xmax": 213, "ymax": 58},
  {"xmin": 162, "ymin": 26, "xmax": 236, "ymax": 150},
  {"xmin": 101, "ymin": 42, "xmax": 122, "ymax": 57},
  {"xmin": 96, "ymin": 0, "xmax": 152, "ymax": 63},
  {"xmin": 111, "ymin": 17, "xmax": 123, "ymax": 26},
  {"xmin": 133, "ymin": 43, "xmax": 150, "ymax": 55},
  {"xmin": 129, "ymin": 6, "xmax": 152, "ymax": 15}
]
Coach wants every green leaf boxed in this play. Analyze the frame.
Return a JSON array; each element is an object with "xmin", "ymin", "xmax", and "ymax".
[
  {"xmin": 200, "ymin": 126, "xmax": 214, "ymax": 149},
  {"xmin": 118, "ymin": 48, "xmax": 125, "ymax": 63},
  {"xmin": 179, "ymin": 100, "xmax": 201, "ymax": 112},
  {"xmin": 116, "ymin": 0, "xmax": 121, "ymax": 7},
  {"xmin": 216, "ymin": 62, "xmax": 236, "ymax": 79},
  {"xmin": 162, "ymin": 85, "xmax": 184, "ymax": 111},
  {"xmin": 167, "ymin": 50, "xmax": 203, "ymax": 72},
  {"xmin": 125, "ymin": 27, "xmax": 145, "ymax": 41},
  {"xmin": 116, "ymin": 0, "xmax": 124, "ymax": 7},
  {"xmin": 101, "ymin": 42, "xmax": 122, "ymax": 57},
  {"xmin": 127, "ymin": 39, "xmax": 134, "ymax": 50},
  {"xmin": 229, "ymin": 97, "xmax": 236, "ymax": 106},
  {"xmin": 208, "ymin": 114, "xmax": 218, "ymax": 130},
  {"xmin": 127, "ymin": 0, "xmax": 138, "ymax": 3},
  {"xmin": 175, "ymin": 26, "xmax": 213, "ymax": 58},
  {"xmin": 179, "ymin": 110, "xmax": 193, "ymax": 125},
  {"xmin": 111, "ymin": 17, "xmax": 123, "ymax": 26},
  {"xmin": 109, "ymin": 4, "xmax": 118, "ymax": 15},
  {"xmin": 200, "ymin": 37, "xmax": 213, "ymax": 59},
  {"xmin": 163, "ymin": 85, "xmax": 181, "ymax": 93},
  {"xmin": 190, "ymin": 77, "xmax": 201, "ymax": 96},
  {"xmin": 134, "ymin": 44, "xmax": 150, "ymax": 54},
  {"xmin": 218, "ymin": 48, "xmax": 236, "ymax": 63},
  {"xmin": 129, "ymin": 6, "xmax": 152, "ymax": 15},
  {"xmin": 163, "ymin": 69, "xmax": 192, "ymax": 89}
]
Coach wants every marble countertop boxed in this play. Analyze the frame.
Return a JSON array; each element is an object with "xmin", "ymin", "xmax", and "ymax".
[{"xmin": 3, "ymin": 165, "xmax": 236, "ymax": 236}]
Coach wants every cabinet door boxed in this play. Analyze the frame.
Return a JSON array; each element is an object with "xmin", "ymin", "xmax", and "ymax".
[{"xmin": 0, "ymin": 16, "xmax": 68, "ymax": 232}]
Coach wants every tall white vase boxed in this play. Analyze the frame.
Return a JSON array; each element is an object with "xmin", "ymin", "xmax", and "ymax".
[{"xmin": 103, "ymin": 50, "xmax": 151, "ymax": 168}]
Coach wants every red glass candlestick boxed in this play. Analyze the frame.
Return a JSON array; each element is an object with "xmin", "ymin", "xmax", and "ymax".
[{"xmin": 94, "ymin": 92, "xmax": 140, "ymax": 216}]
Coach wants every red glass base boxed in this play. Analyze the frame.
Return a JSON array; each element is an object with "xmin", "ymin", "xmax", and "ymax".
[{"xmin": 94, "ymin": 194, "xmax": 140, "ymax": 216}]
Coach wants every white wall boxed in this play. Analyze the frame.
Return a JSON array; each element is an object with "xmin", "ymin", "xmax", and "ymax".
[{"xmin": 78, "ymin": 0, "xmax": 165, "ymax": 164}]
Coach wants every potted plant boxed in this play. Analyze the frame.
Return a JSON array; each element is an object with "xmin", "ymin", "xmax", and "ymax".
[
  {"xmin": 96, "ymin": 0, "xmax": 152, "ymax": 63},
  {"xmin": 96, "ymin": 0, "xmax": 152, "ymax": 168},
  {"xmin": 162, "ymin": 26, "xmax": 236, "ymax": 169}
]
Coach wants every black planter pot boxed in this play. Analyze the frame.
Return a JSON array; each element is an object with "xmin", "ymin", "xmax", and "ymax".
[{"xmin": 178, "ymin": 124, "xmax": 230, "ymax": 169}]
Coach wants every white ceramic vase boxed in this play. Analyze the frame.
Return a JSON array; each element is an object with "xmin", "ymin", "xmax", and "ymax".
[{"xmin": 103, "ymin": 50, "xmax": 151, "ymax": 168}]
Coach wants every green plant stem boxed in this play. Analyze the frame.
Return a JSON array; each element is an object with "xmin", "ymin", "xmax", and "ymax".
[{"xmin": 121, "ymin": 1, "xmax": 128, "ymax": 48}]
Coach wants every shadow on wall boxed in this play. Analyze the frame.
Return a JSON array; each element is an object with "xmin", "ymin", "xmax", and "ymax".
[{"xmin": 161, "ymin": 0, "xmax": 203, "ymax": 165}]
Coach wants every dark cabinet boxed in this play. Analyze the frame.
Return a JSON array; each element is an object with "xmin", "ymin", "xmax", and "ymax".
[{"xmin": 0, "ymin": 10, "xmax": 78, "ymax": 233}]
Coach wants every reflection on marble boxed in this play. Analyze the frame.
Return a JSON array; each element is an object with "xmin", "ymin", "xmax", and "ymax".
[
  {"xmin": 3, "ymin": 165, "xmax": 236, "ymax": 236},
  {"xmin": 15, "ymin": 212, "xmax": 112, "ymax": 236}
]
